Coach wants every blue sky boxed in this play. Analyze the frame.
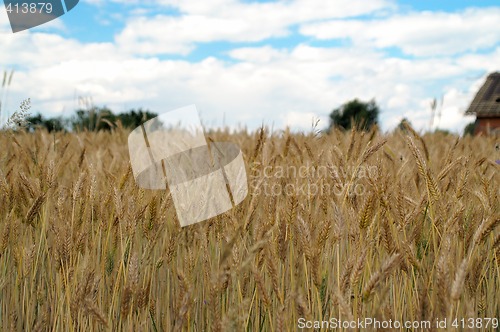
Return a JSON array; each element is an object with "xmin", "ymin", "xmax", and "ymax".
[{"xmin": 1, "ymin": 0, "xmax": 499, "ymax": 132}]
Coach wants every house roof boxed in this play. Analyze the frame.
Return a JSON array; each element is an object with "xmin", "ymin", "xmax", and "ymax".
[{"xmin": 465, "ymin": 72, "xmax": 500, "ymax": 117}]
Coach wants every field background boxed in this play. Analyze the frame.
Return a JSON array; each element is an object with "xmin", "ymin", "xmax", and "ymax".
[{"xmin": 0, "ymin": 127, "xmax": 498, "ymax": 331}]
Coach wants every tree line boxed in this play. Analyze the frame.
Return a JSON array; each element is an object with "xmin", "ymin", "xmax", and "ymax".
[
  {"xmin": 21, "ymin": 98, "xmax": 475, "ymax": 136},
  {"xmin": 26, "ymin": 107, "xmax": 157, "ymax": 132},
  {"xmin": 30, "ymin": 100, "xmax": 379, "ymax": 133}
]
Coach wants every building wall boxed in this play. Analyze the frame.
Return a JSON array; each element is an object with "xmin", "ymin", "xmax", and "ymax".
[{"xmin": 475, "ymin": 117, "xmax": 500, "ymax": 135}]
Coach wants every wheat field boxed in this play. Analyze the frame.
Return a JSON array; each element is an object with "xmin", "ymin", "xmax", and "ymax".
[{"xmin": 0, "ymin": 126, "xmax": 498, "ymax": 331}]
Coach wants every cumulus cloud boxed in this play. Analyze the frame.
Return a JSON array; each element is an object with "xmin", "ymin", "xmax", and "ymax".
[
  {"xmin": 115, "ymin": 0, "xmax": 391, "ymax": 55},
  {"xmin": 116, "ymin": 14, "xmax": 290, "ymax": 55},
  {"xmin": 300, "ymin": 7, "xmax": 500, "ymax": 56},
  {"xmin": 228, "ymin": 46, "xmax": 286, "ymax": 63}
]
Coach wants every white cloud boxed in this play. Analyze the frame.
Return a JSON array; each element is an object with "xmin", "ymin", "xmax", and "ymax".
[
  {"xmin": 436, "ymin": 88, "xmax": 477, "ymax": 131},
  {"xmin": 456, "ymin": 47, "xmax": 500, "ymax": 72},
  {"xmin": 228, "ymin": 46, "xmax": 286, "ymax": 63},
  {"xmin": 116, "ymin": 14, "xmax": 290, "ymax": 55},
  {"xmin": 115, "ymin": 0, "xmax": 391, "ymax": 55},
  {"xmin": 169, "ymin": 0, "xmax": 392, "ymax": 18},
  {"xmin": 5, "ymin": 38, "xmax": 495, "ymax": 132},
  {"xmin": 300, "ymin": 7, "xmax": 500, "ymax": 56}
]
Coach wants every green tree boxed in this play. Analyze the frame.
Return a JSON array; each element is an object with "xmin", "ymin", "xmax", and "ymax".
[
  {"xmin": 71, "ymin": 107, "xmax": 158, "ymax": 131},
  {"xmin": 463, "ymin": 121, "xmax": 475, "ymax": 136},
  {"xmin": 116, "ymin": 108, "xmax": 157, "ymax": 129},
  {"xmin": 329, "ymin": 98, "xmax": 380, "ymax": 131},
  {"xmin": 71, "ymin": 106, "xmax": 116, "ymax": 132},
  {"xmin": 27, "ymin": 113, "xmax": 66, "ymax": 132}
]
